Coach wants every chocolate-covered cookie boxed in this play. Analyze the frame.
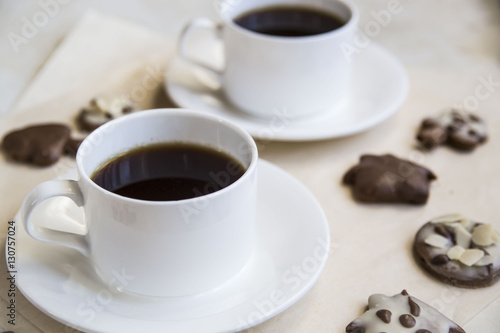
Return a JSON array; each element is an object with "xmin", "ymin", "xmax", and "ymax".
[
  {"xmin": 64, "ymin": 138, "xmax": 83, "ymax": 157},
  {"xmin": 77, "ymin": 95, "xmax": 138, "ymax": 132},
  {"xmin": 414, "ymin": 214, "xmax": 500, "ymax": 288},
  {"xmin": 2, "ymin": 124, "xmax": 70, "ymax": 166},
  {"xmin": 343, "ymin": 154, "xmax": 437, "ymax": 204},
  {"xmin": 416, "ymin": 109, "xmax": 487, "ymax": 151},
  {"xmin": 346, "ymin": 290, "xmax": 465, "ymax": 333}
]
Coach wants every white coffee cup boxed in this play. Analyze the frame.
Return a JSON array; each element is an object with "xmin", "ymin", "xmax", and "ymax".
[
  {"xmin": 20, "ymin": 109, "xmax": 258, "ymax": 297},
  {"xmin": 178, "ymin": 0, "xmax": 358, "ymax": 119}
]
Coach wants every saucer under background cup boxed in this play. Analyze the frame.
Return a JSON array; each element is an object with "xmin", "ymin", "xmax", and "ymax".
[{"xmin": 166, "ymin": 41, "xmax": 409, "ymax": 141}]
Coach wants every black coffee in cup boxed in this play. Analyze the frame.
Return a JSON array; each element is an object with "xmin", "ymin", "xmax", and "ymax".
[
  {"xmin": 233, "ymin": 6, "xmax": 346, "ymax": 37},
  {"xmin": 91, "ymin": 143, "xmax": 245, "ymax": 201}
]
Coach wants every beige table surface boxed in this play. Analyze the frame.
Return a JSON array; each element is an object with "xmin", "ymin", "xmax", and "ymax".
[{"xmin": 1, "ymin": 2, "xmax": 500, "ymax": 332}]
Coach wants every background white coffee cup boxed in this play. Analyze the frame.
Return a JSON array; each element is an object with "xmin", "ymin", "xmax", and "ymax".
[
  {"xmin": 178, "ymin": 0, "xmax": 359, "ymax": 119},
  {"xmin": 20, "ymin": 109, "xmax": 258, "ymax": 297}
]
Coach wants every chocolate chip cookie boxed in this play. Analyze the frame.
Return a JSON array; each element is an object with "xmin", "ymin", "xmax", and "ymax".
[
  {"xmin": 346, "ymin": 290, "xmax": 465, "ymax": 333},
  {"xmin": 416, "ymin": 108, "xmax": 487, "ymax": 151}
]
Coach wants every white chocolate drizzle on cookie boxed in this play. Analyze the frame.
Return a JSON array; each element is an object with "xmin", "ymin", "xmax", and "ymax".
[{"xmin": 345, "ymin": 290, "xmax": 465, "ymax": 333}]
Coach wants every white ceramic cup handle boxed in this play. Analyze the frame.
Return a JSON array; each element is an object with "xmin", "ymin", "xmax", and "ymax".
[
  {"xmin": 178, "ymin": 18, "xmax": 224, "ymax": 80},
  {"xmin": 20, "ymin": 179, "xmax": 89, "ymax": 256}
]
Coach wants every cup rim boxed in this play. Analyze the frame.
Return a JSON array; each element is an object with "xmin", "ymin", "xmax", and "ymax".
[
  {"xmin": 219, "ymin": 0, "xmax": 359, "ymax": 43},
  {"xmin": 76, "ymin": 108, "xmax": 259, "ymax": 206}
]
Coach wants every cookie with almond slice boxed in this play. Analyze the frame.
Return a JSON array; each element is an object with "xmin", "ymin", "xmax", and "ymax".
[{"xmin": 413, "ymin": 214, "xmax": 500, "ymax": 288}]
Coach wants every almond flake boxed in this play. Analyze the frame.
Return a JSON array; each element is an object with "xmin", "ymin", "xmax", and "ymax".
[
  {"xmin": 454, "ymin": 225, "xmax": 472, "ymax": 249},
  {"xmin": 474, "ymin": 255, "xmax": 496, "ymax": 266},
  {"xmin": 472, "ymin": 224, "xmax": 495, "ymax": 247},
  {"xmin": 459, "ymin": 218, "xmax": 472, "ymax": 230},
  {"xmin": 492, "ymin": 231, "xmax": 499, "ymax": 243},
  {"xmin": 431, "ymin": 214, "xmax": 464, "ymax": 224},
  {"xmin": 447, "ymin": 245, "xmax": 466, "ymax": 260},
  {"xmin": 425, "ymin": 234, "xmax": 449, "ymax": 249},
  {"xmin": 459, "ymin": 249, "xmax": 484, "ymax": 266}
]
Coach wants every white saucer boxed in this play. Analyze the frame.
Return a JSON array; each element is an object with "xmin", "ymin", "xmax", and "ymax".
[
  {"xmin": 165, "ymin": 41, "xmax": 409, "ymax": 141},
  {"xmin": 11, "ymin": 160, "xmax": 330, "ymax": 333}
]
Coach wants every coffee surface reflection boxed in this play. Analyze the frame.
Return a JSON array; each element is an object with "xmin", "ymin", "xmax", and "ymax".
[
  {"xmin": 234, "ymin": 6, "xmax": 346, "ymax": 37},
  {"xmin": 91, "ymin": 143, "xmax": 245, "ymax": 201}
]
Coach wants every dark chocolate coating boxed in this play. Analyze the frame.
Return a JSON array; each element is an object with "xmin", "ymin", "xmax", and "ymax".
[
  {"xmin": 376, "ymin": 309, "xmax": 392, "ymax": 323},
  {"xmin": 64, "ymin": 138, "xmax": 83, "ymax": 157},
  {"xmin": 408, "ymin": 297, "xmax": 420, "ymax": 316},
  {"xmin": 399, "ymin": 314, "xmax": 416, "ymax": 327},
  {"xmin": 417, "ymin": 118, "xmax": 448, "ymax": 150},
  {"xmin": 345, "ymin": 322, "xmax": 365, "ymax": 333},
  {"xmin": 2, "ymin": 124, "xmax": 70, "ymax": 166},
  {"xmin": 450, "ymin": 328, "xmax": 466, "ymax": 333},
  {"xmin": 416, "ymin": 109, "xmax": 487, "ymax": 151},
  {"xmin": 343, "ymin": 154, "xmax": 436, "ymax": 204},
  {"xmin": 413, "ymin": 221, "xmax": 500, "ymax": 288}
]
